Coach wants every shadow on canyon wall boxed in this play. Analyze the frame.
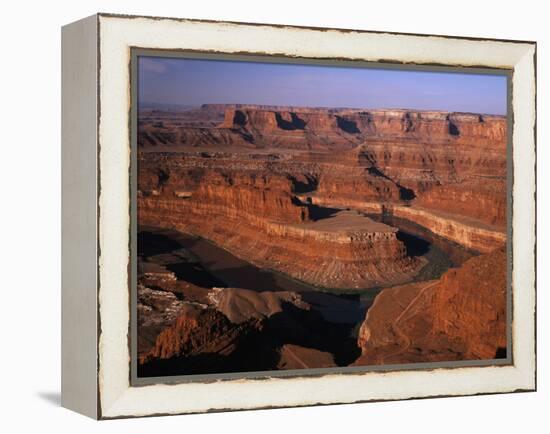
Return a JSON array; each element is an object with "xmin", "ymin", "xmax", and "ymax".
[{"xmin": 138, "ymin": 300, "xmax": 361, "ymax": 378}]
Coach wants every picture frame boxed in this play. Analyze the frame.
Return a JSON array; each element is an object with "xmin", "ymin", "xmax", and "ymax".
[{"xmin": 61, "ymin": 13, "xmax": 536, "ymax": 419}]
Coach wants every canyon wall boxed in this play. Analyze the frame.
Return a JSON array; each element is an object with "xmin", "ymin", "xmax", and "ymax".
[
  {"xmin": 139, "ymin": 167, "xmax": 424, "ymax": 289},
  {"xmin": 139, "ymin": 104, "xmax": 506, "ymax": 232},
  {"xmin": 354, "ymin": 247, "xmax": 507, "ymax": 365},
  {"xmin": 137, "ymin": 104, "xmax": 509, "ymax": 373},
  {"xmin": 216, "ymin": 106, "xmax": 506, "ymax": 150},
  {"xmin": 390, "ymin": 205, "xmax": 506, "ymax": 253},
  {"xmin": 310, "ymin": 139, "xmax": 506, "ymax": 228},
  {"xmin": 138, "ymin": 104, "xmax": 507, "ymax": 286},
  {"xmin": 304, "ymin": 195, "xmax": 504, "ymax": 253}
]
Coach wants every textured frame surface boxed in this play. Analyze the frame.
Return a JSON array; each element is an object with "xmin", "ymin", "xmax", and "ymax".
[
  {"xmin": 61, "ymin": 14, "xmax": 99, "ymax": 419},
  {"xmin": 91, "ymin": 14, "xmax": 535, "ymax": 419}
]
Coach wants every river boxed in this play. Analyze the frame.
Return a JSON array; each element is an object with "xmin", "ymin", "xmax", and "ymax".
[{"xmin": 138, "ymin": 211, "xmax": 474, "ymax": 328}]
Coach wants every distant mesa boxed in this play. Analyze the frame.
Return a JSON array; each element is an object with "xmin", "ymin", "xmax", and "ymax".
[{"xmin": 139, "ymin": 103, "xmax": 506, "ymax": 152}]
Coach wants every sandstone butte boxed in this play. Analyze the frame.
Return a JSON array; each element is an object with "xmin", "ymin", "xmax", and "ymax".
[{"xmin": 136, "ymin": 104, "xmax": 508, "ymax": 372}]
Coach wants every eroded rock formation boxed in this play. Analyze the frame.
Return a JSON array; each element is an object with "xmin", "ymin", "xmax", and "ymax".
[
  {"xmin": 141, "ymin": 303, "xmax": 262, "ymax": 364},
  {"xmin": 137, "ymin": 104, "xmax": 508, "ymax": 374},
  {"xmin": 207, "ymin": 287, "xmax": 311, "ymax": 324},
  {"xmin": 353, "ymin": 247, "xmax": 507, "ymax": 365},
  {"xmin": 139, "ymin": 105, "xmax": 506, "ymax": 258},
  {"xmin": 137, "ymin": 236, "xmax": 361, "ymax": 375},
  {"xmin": 139, "ymin": 165, "xmax": 425, "ymax": 288}
]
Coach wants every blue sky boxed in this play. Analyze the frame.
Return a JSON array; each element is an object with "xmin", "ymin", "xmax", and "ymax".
[{"xmin": 138, "ymin": 56, "xmax": 507, "ymax": 115}]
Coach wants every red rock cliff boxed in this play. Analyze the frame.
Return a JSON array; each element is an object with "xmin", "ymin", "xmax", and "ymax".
[
  {"xmin": 138, "ymin": 104, "xmax": 507, "ymax": 280},
  {"xmin": 138, "ymin": 161, "xmax": 424, "ymax": 289},
  {"xmin": 353, "ymin": 247, "xmax": 507, "ymax": 365}
]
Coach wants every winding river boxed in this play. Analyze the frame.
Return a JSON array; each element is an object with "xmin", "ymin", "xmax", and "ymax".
[{"xmin": 139, "ymin": 210, "xmax": 475, "ymax": 328}]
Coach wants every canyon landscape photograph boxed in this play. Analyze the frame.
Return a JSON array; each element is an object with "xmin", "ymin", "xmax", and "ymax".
[{"xmin": 135, "ymin": 55, "xmax": 509, "ymax": 379}]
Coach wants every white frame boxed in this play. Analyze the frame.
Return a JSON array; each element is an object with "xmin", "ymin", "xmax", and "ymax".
[{"xmin": 61, "ymin": 13, "xmax": 536, "ymax": 419}]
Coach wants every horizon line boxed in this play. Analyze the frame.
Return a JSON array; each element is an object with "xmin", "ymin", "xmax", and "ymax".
[{"xmin": 139, "ymin": 101, "xmax": 507, "ymax": 117}]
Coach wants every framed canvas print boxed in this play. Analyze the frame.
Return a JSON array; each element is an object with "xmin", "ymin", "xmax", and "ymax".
[{"xmin": 61, "ymin": 13, "xmax": 536, "ymax": 419}]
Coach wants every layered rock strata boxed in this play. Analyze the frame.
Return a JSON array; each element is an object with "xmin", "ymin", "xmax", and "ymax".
[
  {"xmin": 389, "ymin": 205, "xmax": 506, "ymax": 253},
  {"xmin": 137, "ymin": 104, "xmax": 509, "ymax": 373},
  {"xmin": 139, "ymin": 175, "xmax": 424, "ymax": 289},
  {"xmin": 353, "ymin": 247, "xmax": 507, "ymax": 365},
  {"xmin": 138, "ymin": 105, "xmax": 507, "ymax": 257},
  {"xmin": 141, "ymin": 105, "xmax": 505, "ymax": 151}
]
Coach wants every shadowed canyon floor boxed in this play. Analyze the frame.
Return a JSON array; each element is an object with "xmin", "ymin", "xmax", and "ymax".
[{"xmin": 137, "ymin": 104, "xmax": 508, "ymax": 377}]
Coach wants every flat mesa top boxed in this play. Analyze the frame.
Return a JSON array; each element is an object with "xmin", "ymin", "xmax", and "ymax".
[{"xmin": 298, "ymin": 210, "xmax": 396, "ymax": 234}]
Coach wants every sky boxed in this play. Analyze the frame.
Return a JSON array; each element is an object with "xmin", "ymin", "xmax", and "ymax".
[{"xmin": 138, "ymin": 56, "xmax": 508, "ymax": 115}]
